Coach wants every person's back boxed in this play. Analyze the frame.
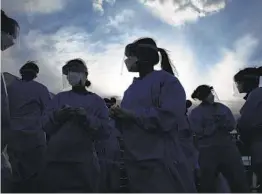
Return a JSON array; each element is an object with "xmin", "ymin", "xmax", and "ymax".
[
  {"xmin": 7, "ymin": 79, "xmax": 50, "ymax": 152},
  {"xmin": 8, "ymin": 80, "xmax": 50, "ymax": 129},
  {"xmin": 190, "ymin": 102, "xmax": 234, "ymax": 148},
  {"xmin": 5, "ymin": 62, "xmax": 50, "ymax": 192},
  {"xmin": 189, "ymin": 85, "xmax": 249, "ymax": 193}
]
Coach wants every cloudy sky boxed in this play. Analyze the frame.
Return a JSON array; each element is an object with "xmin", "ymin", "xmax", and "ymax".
[{"xmin": 2, "ymin": 0, "xmax": 262, "ymax": 105}]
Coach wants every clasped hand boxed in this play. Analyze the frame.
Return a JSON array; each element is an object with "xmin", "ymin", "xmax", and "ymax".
[
  {"xmin": 109, "ymin": 105, "xmax": 135, "ymax": 120},
  {"xmin": 54, "ymin": 105, "xmax": 87, "ymax": 123}
]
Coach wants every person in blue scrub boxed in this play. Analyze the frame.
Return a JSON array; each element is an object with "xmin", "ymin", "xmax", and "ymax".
[
  {"xmin": 39, "ymin": 59, "xmax": 110, "ymax": 193},
  {"xmin": 94, "ymin": 98, "xmax": 121, "ymax": 192},
  {"xmin": 179, "ymin": 100, "xmax": 198, "ymax": 172},
  {"xmin": 189, "ymin": 85, "xmax": 249, "ymax": 193},
  {"xmin": 234, "ymin": 66, "xmax": 262, "ymax": 192},
  {"xmin": 110, "ymin": 37, "xmax": 196, "ymax": 193},
  {"xmin": 6, "ymin": 61, "xmax": 51, "ymax": 192}
]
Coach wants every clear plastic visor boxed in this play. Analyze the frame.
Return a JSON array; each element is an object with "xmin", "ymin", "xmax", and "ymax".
[
  {"xmin": 121, "ymin": 54, "xmax": 179, "ymax": 76},
  {"xmin": 233, "ymin": 81, "xmax": 244, "ymax": 97},
  {"xmin": 232, "ymin": 78, "xmax": 262, "ymax": 98},
  {"xmin": 62, "ymin": 71, "xmax": 87, "ymax": 91},
  {"xmin": 211, "ymin": 89, "xmax": 220, "ymax": 102}
]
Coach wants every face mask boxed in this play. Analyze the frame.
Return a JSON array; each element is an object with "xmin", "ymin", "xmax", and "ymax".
[
  {"xmin": 124, "ymin": 56, "xmax": 139, "ymax": 72},
  {"xmin": 67, "ymin": 72, "xmax": 86, "ymax": 86}
]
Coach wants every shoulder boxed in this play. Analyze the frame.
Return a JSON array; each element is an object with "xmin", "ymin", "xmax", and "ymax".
[
  {"xmin": 248, "ymin": 87, "xmax": 262, "ymax": 99},
  {"xmin": 157, "ymin": 70, "xmax": 184, "ymax": 90},
  {"xmin": 216, "ymin": 102, "xmax": 231, "ymax": 112},
  {"xmin": 32, "ymin": 81, "xmax": 50, "ymax": 92},
  {"xmin": 156, "ymin": 70, "xmax": 179, "ymax": 83},
  {"xmin": 216, "ymin": 102, "xmax": 229, "ymax": 108},
  {"xmin": 52, "ymin": 91, "xmax": 69, "ymax": 100},
  {"xmin": 190, "ymin": 105, "xmax": 202, "ymax": 117},
  {"xmin": 88, "ymin": 92, "xmax": 106, "ymax": 106}
]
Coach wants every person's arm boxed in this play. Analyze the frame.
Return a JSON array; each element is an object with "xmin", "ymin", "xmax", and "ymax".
[
  {"xmin": 188, "ymin": 109, "xmax": 204, "ymax": 136},
  {"xmin": 237, "ymin": 90, "xmax": 261, "ymax": 144},
  {"xmin": 223, "ymin": 105, "xmax": 236, "ymax": 132},
  {"xmin": 84, "ymin": 96, "xmax": 110, "ymax": 139},
  {"xmin": 133, "ymin": 77, "xmax": 187, "ymax": 133},
  {"xmin": 41, "ymin": 94, "xmax": 61, "ymax": 135},
  {"xmin": 238, "ymin": 91, "xmax": 260, "ymax": 130},
  {"xmin": 39, "ymin": 86, "xmax": 52, "ymax": 114}
]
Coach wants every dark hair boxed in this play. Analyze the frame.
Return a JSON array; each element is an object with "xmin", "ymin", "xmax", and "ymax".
[
  {"xmin": 110, "ymin": 97, "xmax": 117, "ymax": 103},
  {"xmin": 234, "ymin": 66, "xmax": 262, "ymax": 92},
  {"xmin": 1, "ymin": 10, "xmax": 19, "ymax": 38},
  {"xmin": 20, "ymin": 61, "xmax": 39, "ymax": 75},
  {"xmin": 104, "ymin": 98, "xmax": 110, "ymax": 103},
  {"xmin": 63, "ymin": 58, "xmax": 88, "ymax": 75},
  {"xmin": 125, "ymin": 37, "xmax": 174, "ymax": 75},
  {"xmin": 186, "ymin": 100, "xmax": 192, "ymax": 109},
  {"xmin": 158, "ymin": 48, "xmax": 174, "ymax": 76},
  {"xmin": 191, "ymin": 85, "xmax": 213, "ymax": 101},
  {"xmin": 63, "ymin": 58, "xmax": 91, "ymax": 87},
  {"xmin": 85, "ymin": 80, "xmax": 91, "ymax": 87}
]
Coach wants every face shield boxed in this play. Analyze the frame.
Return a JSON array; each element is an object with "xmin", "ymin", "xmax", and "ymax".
[
  {"xmin": 62, "ymin": 61, "xmax": 88, "ymax": 90},
  {"xmin": 62, "ymin": 72, "xmax": 87, "ymax": 90},
  {"xmin": 193, "ymin": 86, "xmax": 219, "ymax": 103},
  {"xmin": 123, "ymin": 43, "xmax": 142, "ymax": 73},
  {"xmin": 123, "ymin": 43, "xmax": 179, "ymax": 76},
  {"xmin": 233, "ymin": 75, "xmax": 261, "ymax": 97},
  {"xmin": 211, "ymin": 88, "xmax": 220, "ymax": 102},
  {"xmin": 233, "ymin": 81, "xmax": 246, "ymax": 98},
  {"xmin": 124, "ymin": 56, "xmax": 139, "ymax": 72}
]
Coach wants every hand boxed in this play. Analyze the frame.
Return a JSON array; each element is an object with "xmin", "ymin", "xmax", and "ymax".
[
  {"xmin": 110, "ymin": 106, "xmax": 135, "ymax": 120},
  {"xmin": 54, "ymin": 105, "xmax": 76, "ymax": 123},
  {"xmin": 74, "ymin": 107, "xmax": 87, "ymax": 117},
  {"xmin": 74, "ymin": 107, "xmax": 90, "ymax": 124}
]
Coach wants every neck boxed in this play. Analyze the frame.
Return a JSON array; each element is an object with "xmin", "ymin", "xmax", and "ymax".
[
  {"xmin": 72, "ymin": 85, "xmax": 87, "ymax": 94},
  {"xmin": 243, "ymin": 93, "xmax": 249, "ymax": 100},
  {"xmin": 202, "ymin": 101, "xmax": 214, "ymax": 105},
  {"xmin": 139, "ymin": 68, "xmax": 154, "ymax": 78},
  {"xmin": 21, "ymin": 77, "xmax": 33, "ymax": 81}
]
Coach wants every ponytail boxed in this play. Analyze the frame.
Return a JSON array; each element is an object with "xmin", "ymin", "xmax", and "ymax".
[
  {"xmin": 158, "ymin": 48, "xmax": 174, "ymax": 76},
  {"xmin": 85, "ymin": 80, "xmax": 91, "ymax": 88}
]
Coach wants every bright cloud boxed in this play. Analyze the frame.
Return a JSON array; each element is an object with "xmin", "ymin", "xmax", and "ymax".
[
  {"xmin": 106, "ymin": 9, "xmax": 135, "ymax": 29},
  {"xmin": 206, "ymin": 35, "xmax": 259, "ymax": 101},
  {"xmin": 92, "ymin": 0, "xmax": 116, "ymax": 15},
  {"xmin": 138, "ymin": 0, "xmax": 228, "ymax": 26},
  {"xmin": 1, "ymin": 0, "xmax": 69, "ymax": 14},
  {"xmin": 151, "ymin": 34, "xmax": 259, "ymax": 101},
  {"xmin": 2, "ymin": 25, "xmax": 258, "ymax": 102}
]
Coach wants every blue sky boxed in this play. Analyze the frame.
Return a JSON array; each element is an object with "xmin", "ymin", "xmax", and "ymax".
[{"xmin": 2, "ymin": 0, "xmax": 262, "ymax": 102}]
